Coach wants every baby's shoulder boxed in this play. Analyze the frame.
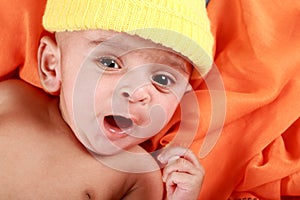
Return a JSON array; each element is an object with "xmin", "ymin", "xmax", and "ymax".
[
  {"xmin": 0, "ymin": 79, "xmax": 44, "ymax": 112},
  {"xmin": 0, "ymin": 79, "xmax": 58, "ymax": 131},
  {"xmin": 0, "ymin": 79, "xmax": 24, "ymax": 104}
]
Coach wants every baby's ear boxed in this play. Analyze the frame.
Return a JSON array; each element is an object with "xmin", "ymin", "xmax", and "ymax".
[{"xmin": 38, "ymin": 36, "xmax": 61, "ymax": 95}]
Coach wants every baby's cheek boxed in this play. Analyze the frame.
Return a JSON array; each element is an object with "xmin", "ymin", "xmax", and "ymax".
[{"xmin": 161, "ymin": 96, "xmax": 180, "ymax": 119}]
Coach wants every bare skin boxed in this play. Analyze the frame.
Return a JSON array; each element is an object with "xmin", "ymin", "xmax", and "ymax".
[
  {"xmin": 0, "ymin": 30, "xmax": 205, "ymax": 200},
  {"xmin": 0, "ymin": 79, "xmax": 163, "ymax": 200}
]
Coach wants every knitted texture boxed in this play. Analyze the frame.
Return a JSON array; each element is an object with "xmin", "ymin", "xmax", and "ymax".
[{"xmin": 43, "ymin": 0, "xmax": 214, "ymax": 75}]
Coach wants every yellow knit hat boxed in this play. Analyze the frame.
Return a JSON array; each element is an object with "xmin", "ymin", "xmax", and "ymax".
[{"xmin": 43, "ymin": 0, "xmax": 214, "ymax": 75}]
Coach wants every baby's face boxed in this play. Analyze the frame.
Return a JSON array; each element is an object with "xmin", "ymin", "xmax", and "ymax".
[{"xmin": 56, "ymin": 30, "xmax": 192, "ymax": 155}]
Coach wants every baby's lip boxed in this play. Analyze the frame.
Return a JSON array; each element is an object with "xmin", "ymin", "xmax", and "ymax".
[{"xmin": 103, "ymin": 115, "xmax": 134, "ymax": 136}]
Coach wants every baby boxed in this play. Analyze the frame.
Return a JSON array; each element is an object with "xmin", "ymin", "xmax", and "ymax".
[{"xmin": 0, "ymin": 0, "xmax": 214, "ymax": 199}]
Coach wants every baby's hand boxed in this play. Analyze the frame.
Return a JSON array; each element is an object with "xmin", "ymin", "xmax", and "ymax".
[{"xmin": 157, "ymin": 146, "xmax": 205, "ymax": 200}]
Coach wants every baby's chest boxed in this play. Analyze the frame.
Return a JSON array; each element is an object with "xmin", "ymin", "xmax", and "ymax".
[
  {"xmin": 0, "ymin": 157, "xmax": 131, "ymax": 200},
  {"xmin": 0, "ymin": 139, "xmax": 131, "ymax": 200}
]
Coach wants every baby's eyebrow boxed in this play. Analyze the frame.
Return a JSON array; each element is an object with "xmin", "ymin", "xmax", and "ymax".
[
  {"xmin": 160, "ymin": 55, "xmax": 191, "ymax": 75},
  {"xmin": 89, "ymin": 39, "xmax": 104, "ymax": 46},
  {"xmin": 172, "ymin": 62, "xmax": 191, "ymax": 75},
  {"xmin": 88, "ymin": 37, "xmax": 109, "ymax": 47},
  {"xmin": 89, "ymin": 38, "xmax": 132, "ymax": 53}
]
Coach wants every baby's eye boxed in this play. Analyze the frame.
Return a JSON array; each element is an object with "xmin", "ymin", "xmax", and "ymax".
[
  {"xmin": 152, "ymin": 74, "xmax": 175, "ymax": 87},
  {"xmin": 98, "ymin": 57, "xmax": 121, "ymax": 69}
]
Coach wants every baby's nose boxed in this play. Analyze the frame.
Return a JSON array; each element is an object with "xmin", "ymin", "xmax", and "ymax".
[{"xmin": 121, "ymin": 85, "xmax": 151, "ymax": 105}]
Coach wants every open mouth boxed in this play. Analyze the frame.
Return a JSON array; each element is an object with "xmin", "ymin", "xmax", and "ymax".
[{"xmin": 104, "ymin": 115, "xmax": 133, "ymax": 134}]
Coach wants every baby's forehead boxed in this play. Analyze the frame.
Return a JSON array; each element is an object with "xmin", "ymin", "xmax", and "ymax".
[
  {"xmin": 92, "ymin": 30, "xmax": 184, "ymax": 54},
  {"xmin": 95, "ymin": 30, "xmax": 190, "ymax": 63},
  {"xmin": 58, "ymin": 30, "xmax": 190, "ymax": 60},
  {"xmin": 56, "ymin": 29, "xmax": 193, "ymax": 73}
]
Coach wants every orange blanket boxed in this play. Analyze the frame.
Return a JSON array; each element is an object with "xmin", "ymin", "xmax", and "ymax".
[{"xmin": 1, "ymin": 0, "xmax": 299, "ymax": 199}]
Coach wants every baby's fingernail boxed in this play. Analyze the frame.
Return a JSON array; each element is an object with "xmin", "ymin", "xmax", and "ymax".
[
  {"xmin": 162, "ymin": 175, "xmax": 166, "ymax": 182},
  {"xmin": 157, "ymin": 155, "xmax": 163, "ymax": 162},
  {"xmin": 168, "ymin": 155, "xmax": 180, "ymax": 164}
]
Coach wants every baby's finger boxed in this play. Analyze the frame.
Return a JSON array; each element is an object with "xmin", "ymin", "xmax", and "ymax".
[
  {"xmin": 180, "ymin": 148, "xmax": 202, "ymax": 169},
  {"xmin": 162, "ymin": 158, "xmax": 204, "ymax": 182},
  {"xmin": 165, "ymin": 171, "xmax": 202, "ymax": 189},
  {"xmin": 158, "ymin": 146, "xmax": 202, "ymax": 169},
  {"xmin": 157, "ymin": 146, "xmax": 185, "ymax": 164},
  {"xmin": 157, "ymin": 145, "xmax": 189, "ymax": 164},
  {"xmin": 165, "ymin": 171, "xmax": 203, "ymax": 200}
]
